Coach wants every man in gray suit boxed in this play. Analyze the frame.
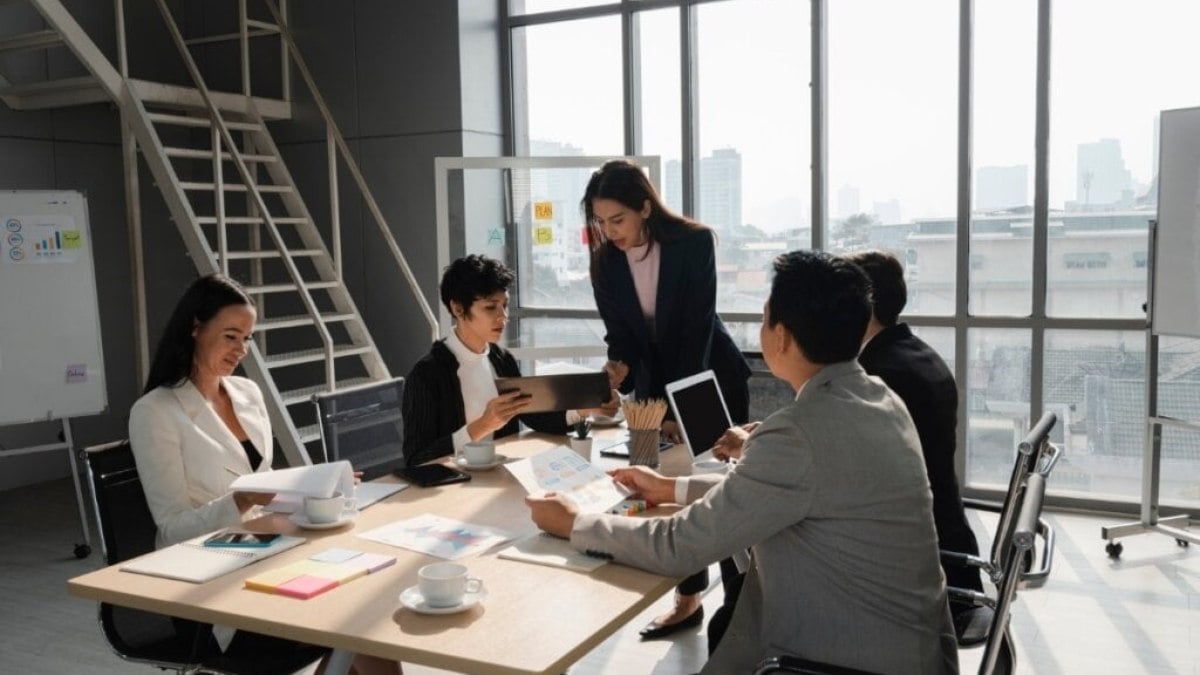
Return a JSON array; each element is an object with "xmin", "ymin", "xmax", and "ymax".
[{"xmin": 527, "ymin": 250, "xmax": 958, "ymax": 675}]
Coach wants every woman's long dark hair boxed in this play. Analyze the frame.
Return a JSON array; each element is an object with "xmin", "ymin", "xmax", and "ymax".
[
  {"xmin": 581, "ymin": 159, "xmax": 708, "ymax": 283},
  {"xmin": 143, "ymin": 274, "xmax": 254, "ymax": 394}
]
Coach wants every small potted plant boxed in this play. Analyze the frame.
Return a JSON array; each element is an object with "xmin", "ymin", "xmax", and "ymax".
[{"xmin": 569, "ymin": 419, "xmax": 593, "ymax": 458}]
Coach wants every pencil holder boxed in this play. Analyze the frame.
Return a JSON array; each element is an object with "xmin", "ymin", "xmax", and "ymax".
[{"xmin": 628, "ymin": 429, "xmax": 660, "ymax": 468}]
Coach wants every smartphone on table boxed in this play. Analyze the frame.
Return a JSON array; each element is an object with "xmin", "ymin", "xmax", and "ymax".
[
  {"xmin": 392, "ymin": 463, "xmax": 471, "ymax": 488},
  {"xmin": 202, "ymin": 531, "xmax": 282, "ymax": 548}
]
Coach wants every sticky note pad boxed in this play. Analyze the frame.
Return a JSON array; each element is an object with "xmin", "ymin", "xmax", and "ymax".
[
  {"xmin": 276, "ymin": 575, "xmax": 339, "ymax": 599},
  {"xmin": 313, "ymin": 563, "xmax": 368, "ymax": 585},
  {"xmin": 245, "ymin": 560, "xmax": 327, "ymax": 592}
]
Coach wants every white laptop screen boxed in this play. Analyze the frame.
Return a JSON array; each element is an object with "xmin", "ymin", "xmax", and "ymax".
[{"xmin": 666, "ymin": 371, "xmax": 733, "ymax": 459}]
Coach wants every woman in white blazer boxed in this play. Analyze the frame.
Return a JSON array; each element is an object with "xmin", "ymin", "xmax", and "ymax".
[{"xmin": 128, "ymin": 274, "xmax": 401, "ymax": 675}]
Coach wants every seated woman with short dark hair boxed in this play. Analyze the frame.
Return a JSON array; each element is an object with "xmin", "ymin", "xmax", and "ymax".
[{"xmin": 402, "ymin": 255, "xmax": 615, "ymax": 466}]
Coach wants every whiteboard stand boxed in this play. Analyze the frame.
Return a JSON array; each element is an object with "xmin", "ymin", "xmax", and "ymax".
[
  {"xmin": 1099, "ymin": 221, "xmax": 1197, "ymax": 558},
  {"xmin": 2, "ymin": 419, "xmax": 93, "ymax": 558}
]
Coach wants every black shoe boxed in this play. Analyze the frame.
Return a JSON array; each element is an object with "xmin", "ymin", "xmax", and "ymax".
[
  {"xmin": 639, "ymin": 605, "xmax": 705, "ymax": 640},
  {"xmin": 954, "ymin": 606, "xmax": 994, "ymax": 647}
]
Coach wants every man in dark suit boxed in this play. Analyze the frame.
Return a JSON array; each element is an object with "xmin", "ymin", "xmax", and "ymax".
[{"xmin": 845, "ymin": 249, "xmax": 992, "ymax": 646}]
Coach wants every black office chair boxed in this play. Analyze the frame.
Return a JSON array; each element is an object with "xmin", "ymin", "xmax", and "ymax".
[
  {"xmin": 312, "ymin": 377, "xmax": 406, "ymax": 480},
  {"xmin": 752, "ymin": 655, "xmax": 880, "ymax": 675},
  {"xmin": 83, "ymin": 439, "xmax": 213, "ymax": 673}
]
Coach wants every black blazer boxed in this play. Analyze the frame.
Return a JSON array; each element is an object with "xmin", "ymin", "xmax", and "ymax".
[
  {"xmin": 592, "ymin": 227, "xmax": 750, "ymax": 405},
  {"xmin": 858, "ymin": 322, "xmax": 983, "ymax": 592},
  {"xmin": 401, "ymin": 340, "xmax": 568, "ymax": 466}
]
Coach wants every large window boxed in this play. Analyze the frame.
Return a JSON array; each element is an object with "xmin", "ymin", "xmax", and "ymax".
[{"xmin": 503, "ymin": 0, "xmax": 1200, "ymax": 510}]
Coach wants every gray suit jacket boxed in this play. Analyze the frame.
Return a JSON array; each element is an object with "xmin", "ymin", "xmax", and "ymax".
[{"xmin": 571, "ymin": 361, "xmax": 958, "ymax": 674}]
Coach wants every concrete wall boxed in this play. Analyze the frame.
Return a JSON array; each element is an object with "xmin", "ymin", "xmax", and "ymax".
[{"xmin": 0, "ymin": 0, "xmax": 504, "ymax": 490}]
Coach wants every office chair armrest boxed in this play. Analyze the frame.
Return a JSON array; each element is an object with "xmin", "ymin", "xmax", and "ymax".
[
  {"xmin": 753, "ymin": 655, "xmax": 881, "ymax": 675},
  {"xmin": 961, "ymin": 497, "xmax": 1003, "ymax": 513},
  {"xmin": 939, "ymin": 549, "xmax": 989, "ymax": 570},
  {"xmin": 1018, "ymin": 516, "xmax": 1056, "ymax": 589}
]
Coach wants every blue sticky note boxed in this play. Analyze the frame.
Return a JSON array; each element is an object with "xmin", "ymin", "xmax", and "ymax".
[{"xmin": 310, "ymin": 548, "xmax": 363, "ymax": 563}]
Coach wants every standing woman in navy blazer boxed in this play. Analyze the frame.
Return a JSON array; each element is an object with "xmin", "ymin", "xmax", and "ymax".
[{"xmin": 583, "ymin": 159, "xmax": 751, "ymax": 639}]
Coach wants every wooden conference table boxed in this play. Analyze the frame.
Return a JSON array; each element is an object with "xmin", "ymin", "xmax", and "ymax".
[{"xmin": 68, "ymin": 429, "xmax": 695, "ymax": 675}]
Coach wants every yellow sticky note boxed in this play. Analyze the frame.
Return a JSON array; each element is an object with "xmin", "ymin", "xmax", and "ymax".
[
  {"xmin": 244, "ymin": 559, "xmax": 328, "ymax": 592},
  {"xmin": 534, "ymin": 201, "xmax": 554, "ymax": 221},
  {"xmin": 534, "ymin": 226, "xmax": 554, "ymax": 245},
  {"xmin": 61, "ymin": 230, "xmax": 82, "ymax": 249}
]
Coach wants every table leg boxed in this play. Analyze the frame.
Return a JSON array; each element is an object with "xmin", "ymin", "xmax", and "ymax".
[{"xmin": 325, "ymin": 648, "xmax": 354, "ymax": 675}]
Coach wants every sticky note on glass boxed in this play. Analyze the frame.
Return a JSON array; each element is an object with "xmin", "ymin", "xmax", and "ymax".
[
  {"xmin": 534, "ymin": 201, "xmax": 554, "ymax": 221},
  {"xmin": 534, "ymin": 226, "xmax": 554, "ymax": 245},
  {"xmin": 62, "ymin": 230, "xmax": 82, "ymax": 249}
]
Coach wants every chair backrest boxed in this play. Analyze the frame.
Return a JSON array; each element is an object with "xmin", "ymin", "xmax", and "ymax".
[
  {"xmin": 313, "ymin": 377, "xmax": 406, "ymax": 481},
  {"xmin": 83, "ymin": 439, "xmax": 158, "ymax": 565},
  {"xmin": 987, "ymin": 411, "xmax": 1058, "ymax": 576},
  {"xmin": 978, "ymin": 472, "xmax": 1049, "ymax": 675}
]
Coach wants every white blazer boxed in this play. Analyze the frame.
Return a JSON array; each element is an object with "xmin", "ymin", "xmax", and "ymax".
[{"xmin": 128, "ymin": 376, "xmax": 274, "ymax": 548}]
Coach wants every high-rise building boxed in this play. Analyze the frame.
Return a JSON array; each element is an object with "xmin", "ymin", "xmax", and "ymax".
[
  {"xmin": 976, "ymin": 164, "xmax": 1029, "ymax": 211},
  {"xmin": 872, "ymin": 198, "xmax": 902, "ymax": 225},
  {"xmin": 665, "ymin": 159, "xmax": 683, "ymax": 214},
  {"xmin": 1076, "ymin": 139, "xmax": 1133, "ymax": 207},
  {"xmin": 699, "ymin": 148, "xmax": 742, "ymax": 234}
]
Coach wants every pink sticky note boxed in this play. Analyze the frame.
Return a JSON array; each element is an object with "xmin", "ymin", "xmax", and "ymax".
[{"xmin": 276, "ymin": 575, "xmax": 338, "ymax": 599}]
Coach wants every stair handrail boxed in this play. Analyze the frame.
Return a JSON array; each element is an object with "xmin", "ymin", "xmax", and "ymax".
[
  {"xmin": 259, "ymin": 0, "xmax": 439, "ymax": 343},
  {"xmin": 148, "ymin": 0, "xmax": 337, "ymax": 390}
]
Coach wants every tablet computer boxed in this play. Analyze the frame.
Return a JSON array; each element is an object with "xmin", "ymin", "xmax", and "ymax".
[
  {"xmin": 665, "ymin": 370, "xmax": 734, "ymax": 471},
  {"xmin": 393, "ymin": 464, "xmax": 471, "ymax": 487},
  {"xmin": 493, "ymin": 372, "xmax": 610, "ymax": 413}
]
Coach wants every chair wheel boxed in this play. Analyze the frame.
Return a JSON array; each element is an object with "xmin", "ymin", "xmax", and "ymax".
[
  {"xmin": 1176, "ymin": 538, "xmax": 1189, "ymax": 548},
  {"xmin": 74, "ymin": 544, "xmax": 91, "ymax": 559},
  {"xmin": 1105, "ymin": 541, "xmax": 1122, "ymax": 559}
]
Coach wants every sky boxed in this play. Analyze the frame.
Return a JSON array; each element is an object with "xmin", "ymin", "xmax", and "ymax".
[{"xmin": 517, "ymin": 0, "xmax": 1200, "ymax": 230}]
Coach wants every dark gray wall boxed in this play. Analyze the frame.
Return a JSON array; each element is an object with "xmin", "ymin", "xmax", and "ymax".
[{"xmin": 0, "ymin": 0, "xmax": 504, "ymax": 489}]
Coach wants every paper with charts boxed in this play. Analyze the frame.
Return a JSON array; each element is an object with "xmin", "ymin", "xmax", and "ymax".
[
  {"xmin": 504, "ymin": 445, "xmax": 629, "ymax": 513},
  {"xmin": 356, "ymin": 514, "xmax": 514, "ymax": 560}
]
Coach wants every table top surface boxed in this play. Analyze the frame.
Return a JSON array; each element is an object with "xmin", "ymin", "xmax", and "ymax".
[{"xmin": 68, "ymin": 428, "xmax": 695, "ymax": 675}]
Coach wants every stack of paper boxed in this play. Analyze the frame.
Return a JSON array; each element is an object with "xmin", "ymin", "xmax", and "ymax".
[
  {"xmin": 244, "ymin": 547, "xmax": 396, "ymax": 599},
  {"xmin": 357, "ymin": 514, "xmax": 513, "ymax": 560},
  {"xmin": 231, "ymin": 460, "xmax": 354, "ymax": 499},
  {"xmin": 498, "ymin": 532, "xmax": 607, "ymax": 572}
]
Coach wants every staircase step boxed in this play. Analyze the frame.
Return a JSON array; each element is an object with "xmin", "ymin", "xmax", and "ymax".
[
  {"xmin": 296, "ymin": 424, "xmax": 321, "ymax": 444},
  {"xmin": 181, "ymin": 181, "xmax": 293, "ymax": 194},
  {"xmin": 258, "ymin": 312, "xmax": 357, "ymax": 332},
  {"xmin": 196, "ymin": 216, "xmax": 309, "ymax": 226},
  {"xmin": 0, "ymin": 75, "xmax": 107, "ymax": 109},
  {"xmin": 244, "ymin": 280, "xmax": 340, "ymax": 295},
  {"xmin": 264, "ymin": 345, "xmax": 373, "ymax": 368},
  {"xmin": 0, "ymin": 30, "xmax": 62, "ymax": 53},
  {"xmin": 280, "ymin": 377, "xmax": 377, "ymax": 406},
  {"xmin": 211, "ymin": 248, "xmax": 324, "ymax": 261},
  {"xmin": 163, "ymin": 147, "xmax": 277, "ymax": 162},
  {"xmin": 147, "ymin": 111, "xmax": 262, "ymax": 131}
]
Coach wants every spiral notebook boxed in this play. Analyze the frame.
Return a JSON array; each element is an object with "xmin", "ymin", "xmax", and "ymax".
[{"xmin": 121, "ymin": 534, "xmax": 306, "ymax": 583}]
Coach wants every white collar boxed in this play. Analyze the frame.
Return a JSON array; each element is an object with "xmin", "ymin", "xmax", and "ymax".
[{"xmin": 446, "ymin": 326, "xmax": 489, "ymax": 365}]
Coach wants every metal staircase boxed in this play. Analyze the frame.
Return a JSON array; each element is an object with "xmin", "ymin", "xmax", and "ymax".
[{"xmin": 0, "ymin": 0, "xmax": 437, "ymax": 467}]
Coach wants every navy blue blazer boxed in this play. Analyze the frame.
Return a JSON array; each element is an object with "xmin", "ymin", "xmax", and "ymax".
[{"xmin": 592, "ymin": 228, "xmax": 750, "ymax": 406}]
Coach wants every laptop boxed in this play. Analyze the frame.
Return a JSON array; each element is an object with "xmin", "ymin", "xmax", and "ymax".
[{"xmin": 665, "ymin": 370, "xmax": 735, "ymax": 472}]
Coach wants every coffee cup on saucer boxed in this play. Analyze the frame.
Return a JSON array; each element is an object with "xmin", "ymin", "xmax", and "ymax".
[
  {"xmin": 417, "ymin": 562, "xmax": 483, "ymax": 608},
  {"xmin": 462, "ymin": 440, "xmax": 496, "ymax": 466},
  {"xmin": 303, "ymin": 491, "xmax": 354, "ymax": 524}
]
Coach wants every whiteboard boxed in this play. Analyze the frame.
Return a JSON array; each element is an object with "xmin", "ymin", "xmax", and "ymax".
[
  {"xmin": 1153, "ymin": 107, "xmax": 1200, "ymax": 338},
  {"xmin": 0, "ymin": 191, "xmax": 107, "ymax": 424}
]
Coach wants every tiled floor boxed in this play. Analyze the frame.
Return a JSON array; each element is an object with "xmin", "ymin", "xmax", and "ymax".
[{"xmin": 2, "ymin": 477, "xmax": 1196, "ymax": 674}]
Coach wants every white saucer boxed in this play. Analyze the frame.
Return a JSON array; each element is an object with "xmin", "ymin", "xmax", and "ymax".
[
  {"xmin": 589, "ymin": 412, "xmax": 625, "ymax": 427},
  {"xmin": 399, "ymin": 585, "xmax": 487, "ymax": 615},
  {"xmin": 288, "ymin": 511, "xmax": 357, "ymax": 530},
  {"xmin": 454, "ymin": 454, "xmax": 508, "ymax": 471}
]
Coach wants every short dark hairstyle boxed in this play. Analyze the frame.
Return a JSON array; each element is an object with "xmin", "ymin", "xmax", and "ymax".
[
  {"xmin": 767, "ymin": 250, "xmax": 871, "ymax": 364},
  {"xmin": 842, "ymin": 249, "xmax": 907, "ymax": 326},
  {"xmin": 144, "ymin": 274, "xmax": 254, "ymax": 393},
  {"xmin": 439, "ymin": 255, "xmax": 515, "ymax": 317}
]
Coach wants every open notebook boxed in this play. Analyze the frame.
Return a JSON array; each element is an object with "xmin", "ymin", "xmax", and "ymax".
[{"xmin": 121, "ymin": 533, "xmax": 306, "ymax": 583}]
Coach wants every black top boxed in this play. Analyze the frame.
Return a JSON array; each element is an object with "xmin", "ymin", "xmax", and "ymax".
[
  {"xmin": 592, "ymin": 228, "xmax": 750, "ymax": 408},
  {"xmin": 240, "ymin": 439, "xmax": 263, "ymax": 472},
  {"xmin": 858, "ymin": 322, "xmax": 983, "ymax": 594},
  {"xmin": 401, "ymin": 340, "xmax": 569, "ymax": 467}
]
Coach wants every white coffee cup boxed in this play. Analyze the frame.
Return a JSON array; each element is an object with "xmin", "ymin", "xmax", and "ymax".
[
  {"xmin": 463, "ymin": 440, "xmax": 496, "ymax": 466},
  {"xmin": 303, "ymin": 491, "xmax": 355, "ymax": 524},
  {"xmin": 417, "ymin": 562, "xmax": 483, "ymax": 608}
]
